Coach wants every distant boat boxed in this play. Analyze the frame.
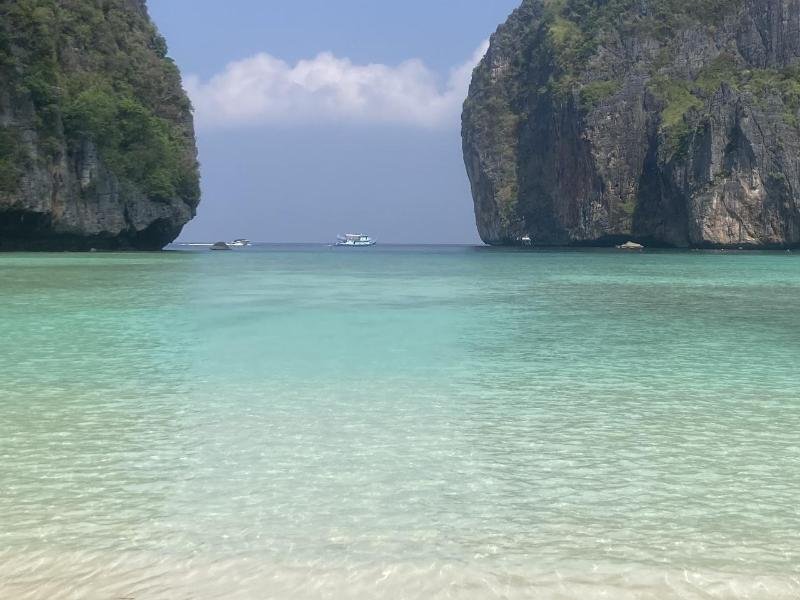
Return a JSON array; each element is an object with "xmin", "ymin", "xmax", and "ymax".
[
  {"xmin": 210, "ymin": 241, "xmax": 231, "ymax": 251},
  {"xmin": 228, "ymin": 239, "xmax": 251, "ymax": 247},
  {"xmin": 335, "ymin": 234, "xmax": 376, "ymax": 247},
  {"xmin": 617, "ymin": 241, "xmax": 644, "ymax": 250},
  {"xmin": 520, "ymin": 235, "xmax": 533, "ymax": 247}
]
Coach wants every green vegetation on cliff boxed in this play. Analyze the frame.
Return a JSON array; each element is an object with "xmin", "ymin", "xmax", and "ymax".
[
  {"xmin": 463, "ymin": 0, "xmax": 800, "ymax": 248},
  {"xmin": 544, "ymin": 0, "xmax": 744, "ymax": 47},
  {"xmin": 0, "ymin": 0, "xmax": 198, "ymax": 202},
  {"xmin": 0, "ymin": 127, "xmax": 26, "ymax": 192},
  {"xmin": 650, "ymin": 58, "xmax": 800, "ymax": 153},
  {"xmin": 545, "ymin": 0, "xmax": 800, "ymax": 147},
  {"xmin": 479, "ymin": 0, "xmax": 799, "ymax": 155}
]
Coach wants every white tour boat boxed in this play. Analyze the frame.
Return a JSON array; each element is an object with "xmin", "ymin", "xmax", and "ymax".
[{"xmin": 335, "ymin": 234, "xmax": 376, "ymax": 247}]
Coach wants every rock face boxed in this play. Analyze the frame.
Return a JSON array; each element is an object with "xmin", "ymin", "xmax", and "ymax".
[
  {"xmin": 0, "ymin": 0, "xmax": 199, "ymax": 250},
  {"xmin": 463, "ymin": 0, "xmax": 800, "ymax": 248}
]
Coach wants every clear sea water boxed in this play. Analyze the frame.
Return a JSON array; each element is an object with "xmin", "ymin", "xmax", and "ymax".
[{"xmin": 1, "ymin": 244, "xmax": 798, "ymax": 599}]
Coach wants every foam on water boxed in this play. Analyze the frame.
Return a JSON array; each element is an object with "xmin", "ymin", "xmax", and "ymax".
[{"xmin": 0, "ymin": 246, "xmax": 798, "ymax": 599}]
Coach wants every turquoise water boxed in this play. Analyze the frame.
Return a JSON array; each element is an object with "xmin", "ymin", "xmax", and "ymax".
[{"xmin": 1, "ymin": 245, "xmax": 798, "ymax": 599}]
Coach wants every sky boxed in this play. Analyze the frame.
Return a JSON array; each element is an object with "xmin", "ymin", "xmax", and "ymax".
[{"xmin": 148, "ymin": 0, "xmax": 521, "ymax": 244}]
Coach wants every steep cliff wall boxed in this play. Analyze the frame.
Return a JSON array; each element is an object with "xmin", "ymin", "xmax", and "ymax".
[
  {"xmin": 0, "ymin": 0, "xmax": 199, "ymax": 250},
  {"xmin": 463, "ymin": 0, "xmax": 800, "ymax": 248}
]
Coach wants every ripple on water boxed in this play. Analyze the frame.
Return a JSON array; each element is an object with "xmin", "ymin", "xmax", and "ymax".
[{"xmin": 0, "ymin": 248, "xmax": 799, "ymax": 599}]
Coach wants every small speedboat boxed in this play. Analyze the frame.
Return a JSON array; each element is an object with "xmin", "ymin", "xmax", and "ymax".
[
  {"xmin": 229, "ymin": 238, "xmax": 251, "ymax": 247},
  {"xmin": 617, "ymin": 241, "xmax": 644, "ymax": 250},
  {"xmin": 335, "ymin": 234, "xmax": 376, "ymax": 247}
]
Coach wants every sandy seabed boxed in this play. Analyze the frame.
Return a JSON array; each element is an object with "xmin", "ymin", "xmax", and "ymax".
[{"xmin": 1, "ymin": 550, "xmax": 799, "ymax": 600}]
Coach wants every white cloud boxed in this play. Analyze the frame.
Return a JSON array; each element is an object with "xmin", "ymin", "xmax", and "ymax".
[{"xmin": 184, "ymin": 42, "xmax": 489, "ymax": 130}]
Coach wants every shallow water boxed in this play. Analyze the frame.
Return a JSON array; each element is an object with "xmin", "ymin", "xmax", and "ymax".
[{"xmin": 1, "ymin": 245, "xmax": 798, "ymax": 599}]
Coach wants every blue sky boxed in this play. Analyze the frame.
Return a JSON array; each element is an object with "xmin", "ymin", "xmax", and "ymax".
[{"xmin": 148, "ymin": 0, "xmax": 520, "ymax": 243}]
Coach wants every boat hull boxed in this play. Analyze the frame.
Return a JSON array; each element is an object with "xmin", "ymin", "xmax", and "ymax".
[{"xmin": 335, "ymin": 234, "xmax": 376, "ymax": 247}]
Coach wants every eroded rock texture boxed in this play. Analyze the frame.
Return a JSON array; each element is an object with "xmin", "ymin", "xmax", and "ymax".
[
  {"xmin": 463, "ymin": 0, "xmax": 800, "ymax": 248},
  {"xmin": 0, "ymin": 0, "xmax": 199, "ymax": 250}
]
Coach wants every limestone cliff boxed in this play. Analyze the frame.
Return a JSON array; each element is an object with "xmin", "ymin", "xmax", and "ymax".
[
  {"xmin": 0, "ymin": 0, "xmax": 199, "ymax": 250},
  {"xmin": 463, "ymin": 0, "xmax": 800, "ymax": 248}
]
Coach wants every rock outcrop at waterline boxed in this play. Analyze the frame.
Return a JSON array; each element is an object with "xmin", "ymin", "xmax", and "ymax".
[
  {"xmin": 0, "ymin": 0, "xmax": 199, "ymax": 251},
  {"xmin": 462, "ymin": 0, "xmax": 800, "ymax": 248}
]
